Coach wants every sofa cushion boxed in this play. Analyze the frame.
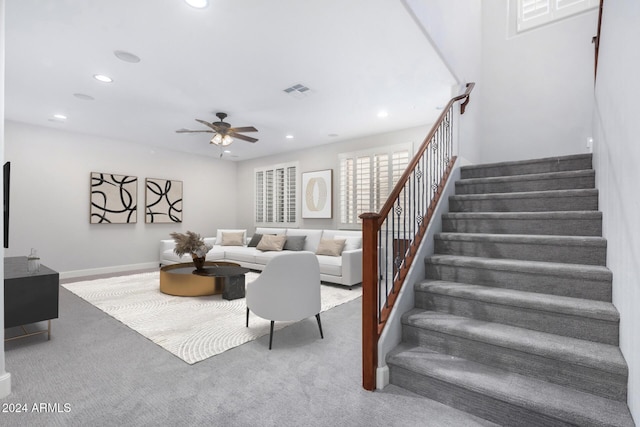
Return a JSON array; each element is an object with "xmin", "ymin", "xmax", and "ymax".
[
  {"xmin": 255, "ymin": 227, "xmax": 287, "ymax": 236},
  {"xmin": 316, "ymin": 255, "xmax": 342, "ymax": 276},
  {"xmin": 257, "ymin": 234, "xmax": 287, "ymax": 251},
  {"xmin": 223, "ymin": 246, "xmax": 258, "ymax": 263},
  {"xmin": 162, "ymin": 250, "xmax": 192, "ymax": 264},
  {"xmin": 316, "ymin": 238, "xmax": 346, "ymax": 257},
  {"xmin": 287, "ymin": 229, "xmax": 323, "ymax": 252},
  {"xmin": 253, "ymin": 249, "xmax": 286, "ymax": 265},
  {"xmin": 221, "ymin": 231, "xmax": 244, "ymax": 246},
  {"xmin": 284, "ymin": 235, "xmax": 306, "ymax": 251},
  {"xmin": 335, "ymin": 234, "xmax": 363, "ymax": 252}
]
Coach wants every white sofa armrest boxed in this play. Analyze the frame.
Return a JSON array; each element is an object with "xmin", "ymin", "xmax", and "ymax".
[
  {"xmin": 159, "ymin": 239, "xmax": 175, "ymax": 262},
  {"xmin": 341, "ymin": 248, "xmax": 363, "ymax": 286}
]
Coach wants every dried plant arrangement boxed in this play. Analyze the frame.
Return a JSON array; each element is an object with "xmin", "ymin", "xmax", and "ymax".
[{"xmin": 170, "ymin": 231, "xmax": 212, "ymax": 258}]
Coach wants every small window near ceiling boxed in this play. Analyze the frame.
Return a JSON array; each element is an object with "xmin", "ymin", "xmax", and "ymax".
[{"xmin": 513, "ymin": 0, "xmax": 598, "ymax": 33}]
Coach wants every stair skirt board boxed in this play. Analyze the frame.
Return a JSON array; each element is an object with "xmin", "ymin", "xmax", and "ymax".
[{"xmin": 387, "ymin": 154, "xmax": 634, "ymax": 426}]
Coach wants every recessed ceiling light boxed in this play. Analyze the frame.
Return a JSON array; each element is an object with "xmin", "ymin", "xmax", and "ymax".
[
  {"xmin": 93, "ymin": 74, "xmax": 113, "ymax": 83},
  {"xmin": 223, "ymin": 150, "xmax": 231, "ymax": 154},
  {"xmin": 285, "ymin": 135, "xmax": 294, "ymax": 139},
  {"xmin": 377, "ymin": 110, "xmax": 388, "ymax": 118},
  {"xmin": 114, "ymin": 50, "xmax": 141, "ymax": 63},
  {"xmin": 53, "ymin": 114, "xmax": 67, "ymax": 120},
  {"xmin": 185, "ymin": 0, "xmax": 208, "ymax": 8},
  {"xmin": 73, "ymin": 93, "xmax": 95, "ymax": 101}
]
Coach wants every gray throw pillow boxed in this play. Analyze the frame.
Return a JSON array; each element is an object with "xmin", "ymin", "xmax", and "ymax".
[
  {"xmin": 248, "ymin": 234, "xmax": 263, "ymax": 247},
  {"xmin": 284, "ymin": 235, "xmax": 307, "ymax": 251}
]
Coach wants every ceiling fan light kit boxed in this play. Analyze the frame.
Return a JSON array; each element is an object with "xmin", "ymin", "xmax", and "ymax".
[{"xmin": 176, "ymin": 112, "xmax": 258, "ymax": 148}]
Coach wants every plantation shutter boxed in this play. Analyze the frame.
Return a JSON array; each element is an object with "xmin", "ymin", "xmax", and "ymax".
[
  {"xmin": 254, "ymin": 163, "xmax": 298, "ymax": 226},
  {"xmin": 339, "ymin": 144, "xmax": 411, "ymax": 226},
  {"xmin": 517, "ymin": 0, "xmax": 597, "ymax": 32}
]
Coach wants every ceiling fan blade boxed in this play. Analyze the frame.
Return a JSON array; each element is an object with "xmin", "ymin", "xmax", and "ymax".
[
  {"xmin": 195, "ymin": 119, "xmax": 223, "ymax": 132},
  {"xmin": 175, "ymin": 129, "xmax": 214, "ymax": 133},
  {"xmin": 229, "ymin": 126, "xmax": 258, "ymax": 133},
  {"xmin": 229, "ymin": 132, "xmax": 258, "ymax": 143}
]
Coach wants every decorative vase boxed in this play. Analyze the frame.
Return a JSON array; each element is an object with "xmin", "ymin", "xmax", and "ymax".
[{"xmin": 192, "ymin": 254, "xmax": 206, "ymax": 271}]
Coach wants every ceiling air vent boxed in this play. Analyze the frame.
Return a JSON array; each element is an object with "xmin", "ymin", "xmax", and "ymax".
[{"xmin": 283, "ymin": 83, "xmax": 311, "ymax": 98}]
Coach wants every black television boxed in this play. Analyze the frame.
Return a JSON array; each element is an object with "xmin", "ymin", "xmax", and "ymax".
[{"xmin": 4, "ymin": 161, "xmax": 10, "ymax": 248}]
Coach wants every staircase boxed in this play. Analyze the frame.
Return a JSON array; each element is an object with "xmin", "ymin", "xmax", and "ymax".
[{"xmin": 386, "ymin": 154, "xmax": 635, "ymax": 426}]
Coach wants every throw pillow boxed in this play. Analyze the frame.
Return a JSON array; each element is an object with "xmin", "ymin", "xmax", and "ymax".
[
  {"xmin": 315, "ymin": 238, "xmax": 347, "ymax": 257},
  {"xmin": 221, "ymin": 231, "xmax": 244, "ymax": 246},
  {"xmin": 247, "ymin": 233, "xmax": 263, "ymax": 248},
  {"xmin": 256, "ymin": 234, "xmax": 287, "ymax": 252},
  {"xmin": 284, "ymin": 235, "xmax": 306, "ymax": 251}
]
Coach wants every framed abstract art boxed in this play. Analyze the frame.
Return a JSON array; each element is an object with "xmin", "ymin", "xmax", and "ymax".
[
  {"xmin": 302, "ymin": 169, "xmax": 332, "ymax": 219},
  {"xmin": 145, "ymin": 178, "xmax": 183, "ymax": 223},
  {"xmin": 90, "ymin": 172, "xmax": 138, "ymax": 224}
]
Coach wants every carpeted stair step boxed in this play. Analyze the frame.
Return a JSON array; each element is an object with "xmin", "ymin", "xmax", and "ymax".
[
  {"xmin": 442, "ymin": 211, "xmax": 602, "ymax": 236},
  {"xmin": 460, "ymin": 153, "xmax": 593, "ymax": 179},
  {"xmin": 434, "ymin": 233, "xmax": 606, "ymax": 266},
  {"xmin": 425, "ymin": 255, "xmax": 612, "ymax": 301},
  {"xmin": 455, "ymin": 170, "xmax": 595, "ymax": 195},
  {"xmin": 414, "ymin": 280, "xmax": 619, "ymax": 345},
  {"xmin": 401, "ymin": 309, "xmax": 628, "ymax": 401},
  {"xmin": 449, "ymin": 188, "xmax": 598, "ymax": 212},
  {"xmin": 387, "ymin": 345, "xmax": 635, "ymax": 427}
]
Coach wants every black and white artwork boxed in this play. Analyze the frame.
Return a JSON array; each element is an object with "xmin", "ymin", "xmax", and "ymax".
[
  {"xmin": 90, "ymin": 172, "xmax": 138, "ymax": 224},
  {"xmin": 145, "ymin": 178, "xmax": 183, "ymax": 223}
]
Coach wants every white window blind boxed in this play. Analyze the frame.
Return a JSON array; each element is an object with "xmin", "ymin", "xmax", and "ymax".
[
  {"xmin": 517, "ymin": 0, "xmax": 598, "ymax": 32},
  {"xmin": 255, "ymin": 162, "xmax": 298, "ymax": 226},
  {"xmin": 339, "ymin": 144, "xmax": 411, "ymax": 226}
]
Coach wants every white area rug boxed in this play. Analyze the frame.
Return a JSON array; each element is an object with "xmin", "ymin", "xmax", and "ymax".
[{"xmin": 62, "ymin": 271, "xmax": 361, "ymax": 364}]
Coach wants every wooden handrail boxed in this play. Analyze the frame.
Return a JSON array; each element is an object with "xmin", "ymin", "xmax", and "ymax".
[
  {"xmin": 376, "ymin": 83, "xmax": 475, "ymax": 225},
  {"xmin": 593, "ymin": 0, "xmax": 604, "ymax": 79},
  {"xmin": 360, "ymin": 82, "xmax": 475, "ymax": 391}
]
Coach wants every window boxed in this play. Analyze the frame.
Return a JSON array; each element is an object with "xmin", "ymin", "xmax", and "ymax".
[
  {"xmin": 255, "ymin": 162, "xmax": 298, "ymax": 226},
  {"xmin": 515, "ymin": 0, "xmax": 598, "ymax": 32},
  {"xmin": 339, "ymin": 145, "xmax": 411, "ymax": 226}
]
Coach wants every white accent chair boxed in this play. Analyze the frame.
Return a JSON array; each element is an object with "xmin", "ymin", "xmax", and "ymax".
[{"xmin": 245, "ymin": 252, "xmax": 324, "ymax": 350}]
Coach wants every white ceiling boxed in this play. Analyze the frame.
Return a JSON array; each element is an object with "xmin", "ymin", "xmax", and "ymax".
[{"xmin": 4, "ymin": 0, "xmax": 456, "ymax": 161}]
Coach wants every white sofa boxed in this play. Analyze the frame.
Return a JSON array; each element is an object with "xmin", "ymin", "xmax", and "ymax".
[{"xmin": 159, "ymin": 227, "xmax": 363, "ymax": 287}]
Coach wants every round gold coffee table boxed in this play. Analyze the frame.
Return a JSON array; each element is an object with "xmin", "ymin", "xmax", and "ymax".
[{"xmin": 159, "ymin": 261, "xmax": 241, "ymax": 297}]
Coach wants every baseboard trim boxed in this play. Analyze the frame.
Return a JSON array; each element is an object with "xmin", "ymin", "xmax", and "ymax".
[
  {"xmin": 0, "ymin": 372, "xmax": 11, "ymax": 398},
  {"xmin": 376, "ymin": 365, "xmax": 389, "ymax": 390},
  {"xmin": 60, "ymin": 262, "xmax": 158, "ymax": 280}
]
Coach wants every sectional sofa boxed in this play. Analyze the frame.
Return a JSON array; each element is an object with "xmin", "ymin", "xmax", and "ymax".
[{"xmin": 159, "ymin": 227, "xmax": 363, "ymax": 287}]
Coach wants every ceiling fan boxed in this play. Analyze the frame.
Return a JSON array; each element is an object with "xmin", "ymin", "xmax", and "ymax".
[{"xmin": 176, "ymin": 112, "xmax": 258, "ymax": 146}]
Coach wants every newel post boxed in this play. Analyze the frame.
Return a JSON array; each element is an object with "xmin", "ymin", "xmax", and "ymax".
[{"xmin": 360, "ymin": 212, "xmax": 380, "ymax": 391}]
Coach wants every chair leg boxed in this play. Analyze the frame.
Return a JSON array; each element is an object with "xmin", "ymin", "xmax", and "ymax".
[
  {"xmin": 269, "ymin": 321, "xmax": 274, "ymax": 350},
  {"xmin": 316, "ymin": 313, "xmax": 324, "ymax": 339},
  {"xmin": 246, "ymin": 307, "xmax": 249, "ymax": 327}
]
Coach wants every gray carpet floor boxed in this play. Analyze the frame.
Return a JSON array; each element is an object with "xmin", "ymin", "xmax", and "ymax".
[{"xmin": 3, "ymin": 272, "xmax": 496, "ymax": 427}]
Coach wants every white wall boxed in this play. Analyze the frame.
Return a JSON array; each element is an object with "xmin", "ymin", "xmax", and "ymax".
[
  {"xmin": 235, "ymin": 125, "xmax": 430, "ymax": 232},
  {"xmin": 4, "ymin": 121, "xmax": 238, "ymax": 277},
  {"xmin": 478, "ymin": 2, "xmax": 597, "ymax": 163},
  {"xmin": 592, "ymin": 1, "xmax": 640, "ymax": 419},
  {"xmin": 0, "ymin": 0, "xmax": 12, "ymax": 399},
  {"xmin": 403, "ymin": 0, "xmax": 483, "ymax": 163}
]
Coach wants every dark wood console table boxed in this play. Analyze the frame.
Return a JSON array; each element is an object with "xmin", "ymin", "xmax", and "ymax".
[{"xmin": 4, "ymin": 256, "xmax": 59, "ymax": 342}]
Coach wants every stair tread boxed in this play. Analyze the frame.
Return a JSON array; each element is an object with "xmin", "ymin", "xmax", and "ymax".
[
  {"xmin": 460, "ymin": 153, "xmax": 592, "ymax": 174},
  {"xmin": 457, "ymin": 169, "xmax": 595, "ymax": 185},
  {"xmin": 415, "ymin": 280, "xmax": 619, "ymax": 322},
  {"xmin": 435, "ymin": 232, "xmax": 607, "ymax": 247},
  {"xmin": 387, "ymin": 345, "xmax": 634, "ymax": 427},
  {"xmin": 401, "ymin": 309, "xmax": 627, "ymax": 375},
  {"xmin": 427, "ymin": 254, "xmax": 612, "ymax": 279},
  {"xmin": 443, "ymin": 211, "xmax": 602, "ymax": 220},
  {"xmin": 450, "ymin": 188, "xmax": 598, "ymax": 200}
]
